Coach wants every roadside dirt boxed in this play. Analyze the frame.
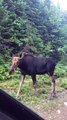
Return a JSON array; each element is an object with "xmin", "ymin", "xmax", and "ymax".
[{"xmin": 38, "ymin": 90, "xmax": 67, "ymax": 120}]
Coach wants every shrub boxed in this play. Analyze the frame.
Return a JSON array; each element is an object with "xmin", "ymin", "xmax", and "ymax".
[{"xmin": 55, "ymin": 63, "xmax": 67, "ymax": 77}]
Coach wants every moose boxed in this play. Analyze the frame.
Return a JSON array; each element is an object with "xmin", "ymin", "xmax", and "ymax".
[{"xmin": 9, "ymin": 53, "xmax": 56, "ymax": 97}]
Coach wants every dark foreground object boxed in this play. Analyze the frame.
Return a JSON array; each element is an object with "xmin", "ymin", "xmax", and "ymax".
[{"xmin": 0, "ymin": 89, "xmax": 44, "ymax": 120}]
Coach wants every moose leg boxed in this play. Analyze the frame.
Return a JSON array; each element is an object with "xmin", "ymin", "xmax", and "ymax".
[
  {"xmin": 31, "ymin": 75, "xmax": 37, "ymax": 96},
  {"xmin": 16, "ymin": 75, "xmax": 25, "ymax": 97},
  {"xmin": 50, "ymin": 76, "xmax": 56, "ymax": 97}
]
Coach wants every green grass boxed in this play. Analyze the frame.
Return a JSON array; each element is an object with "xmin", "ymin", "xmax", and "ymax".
[
  {"xmin": 0, "ymin": 63, "xmax": 67, "ymax": 111},
  {"xmin": 0, "ymin": 75, "xmax": 50, "ymax": 102}
]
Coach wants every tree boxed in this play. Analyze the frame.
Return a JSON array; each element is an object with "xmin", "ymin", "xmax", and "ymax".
[{"xmin": 0, "ymin": 0, "xmax": 67, "ymax": 63}]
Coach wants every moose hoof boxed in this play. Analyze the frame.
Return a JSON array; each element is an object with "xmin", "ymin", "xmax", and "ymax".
[
  {"xmin": 48, "ymin": 93, "xmax": 57, "ymax": 100},
  {"xmin": 52, "ymin": 92, "xmax": 57, "ymax": 98}
]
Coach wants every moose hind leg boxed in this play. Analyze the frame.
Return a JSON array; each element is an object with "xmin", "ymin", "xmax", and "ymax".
[
  {"xmin": 50, "ymin": 76, "xmax": 56, "ymax": 97},
  {"xmin": 31, "ymin": 75, "xmax": 37, "ymax": 96}
]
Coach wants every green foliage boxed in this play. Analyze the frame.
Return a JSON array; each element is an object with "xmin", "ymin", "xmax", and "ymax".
[
  {"xmin": 55, "ymin": 63, "xmax": 67, "ymax": 77},
  {"xmin": 59, "ymin": 78, "xmax": 67, "ymax": 89},
  {"xmin": 0, "ymin": 62, "xmax": 11, "ymax": 80}
]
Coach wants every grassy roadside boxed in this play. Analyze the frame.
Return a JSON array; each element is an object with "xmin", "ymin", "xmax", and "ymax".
[{"xmin": 0, "ymin": 63, "xmax": 67, "ymax": 112}]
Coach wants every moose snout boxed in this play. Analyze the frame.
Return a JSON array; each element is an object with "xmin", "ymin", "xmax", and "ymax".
[{"xmin": 9, "ymin": 69, "xmax": 14, "ymax": 75}]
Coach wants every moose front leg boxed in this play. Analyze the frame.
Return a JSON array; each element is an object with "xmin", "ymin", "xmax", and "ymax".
[
  {"xmin": 16, "ymin": 75, "xmax": 25, "ymax": 97},
  {"xmin": 50, "ymin": 76, "xmax": 56, "ymax": 97}
]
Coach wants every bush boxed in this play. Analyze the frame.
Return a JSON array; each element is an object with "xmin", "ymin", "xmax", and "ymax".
[
  {"xmin": 55, "ymin": 63, "xmax": 67, "ymax": 77},
  {"xmin": 58, "ymin": 78, "xmax": 67, "ymax": 89},
  {"xmin": 0, "ymin": 63, "xmax": 11, "ymax": 81}
]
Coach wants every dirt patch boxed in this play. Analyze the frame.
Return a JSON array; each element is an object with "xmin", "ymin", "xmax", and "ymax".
[
  {"xmin": 41, "ymin": 104, "xmax": 67, "ymax": 120},
  {"xmin": 40, "ymin": 90, "xmax": 67, "ymax": 120}
]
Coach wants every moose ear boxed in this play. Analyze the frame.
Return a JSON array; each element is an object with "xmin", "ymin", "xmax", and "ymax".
[
  {"xmin": 19, "ymin": 53, "xmax": 22, "ymax": 58},
  {"xmin": 19, "ymin": 52, "xmax": 27, "ymax": 58}
]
